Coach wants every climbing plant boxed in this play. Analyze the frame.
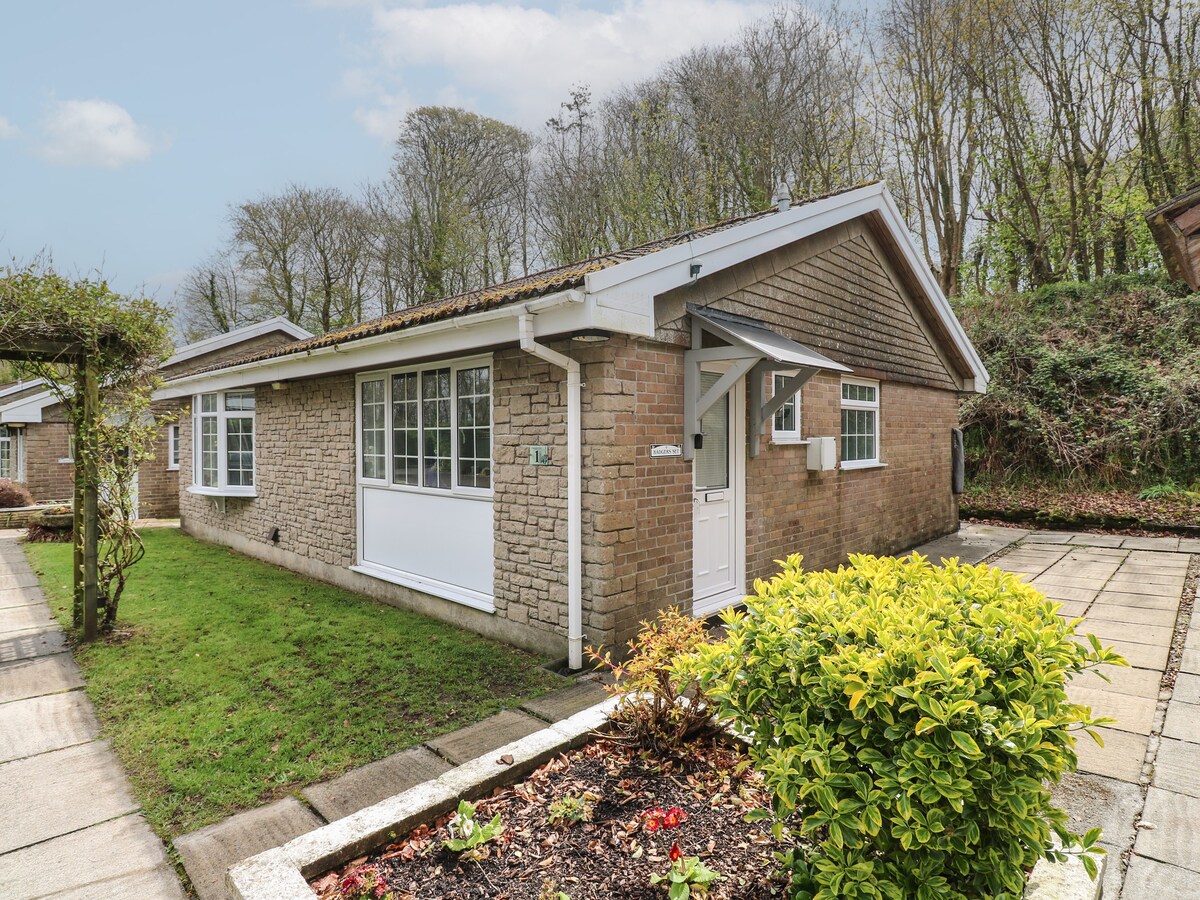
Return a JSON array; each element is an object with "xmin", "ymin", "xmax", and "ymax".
[{"xmin": 0, "ymin": 266, "xmax": 173, "ymax": 633}]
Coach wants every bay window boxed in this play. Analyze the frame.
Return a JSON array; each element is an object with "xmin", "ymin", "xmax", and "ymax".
[
  {"xmin": 358, "ymin": 358, "xmax": 492, "ymax": 494},
  {"xmin": 192, "ymin": 391, "xmax": 256, "ymax": 495}
]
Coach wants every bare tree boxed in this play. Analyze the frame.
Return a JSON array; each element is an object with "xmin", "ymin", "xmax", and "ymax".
[{"xmin": 178, "ymin": 251, "xmax": 249, "ymax": 339}]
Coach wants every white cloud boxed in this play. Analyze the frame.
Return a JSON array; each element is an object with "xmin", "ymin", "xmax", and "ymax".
[
  {"xmin": 37, "ymin": 99, "xmax": 159, "ymax": 168},
  {"xmin": 350, "ymin": 0, "xmax": 773, "ymax": 138},
  {"xmin": 0, "ymin": 116, "xmax": 18, "ymax": 139}
]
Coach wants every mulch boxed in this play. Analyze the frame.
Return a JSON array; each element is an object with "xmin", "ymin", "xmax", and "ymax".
[{"xmin": 311, "ymin": 734, "xmax": 791, "ymax": 900}]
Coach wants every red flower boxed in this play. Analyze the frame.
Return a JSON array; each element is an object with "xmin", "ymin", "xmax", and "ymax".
[
  {"xmin": 669, "ymin": 842, "xmax": 683, "ymax": 862},
  {"xmin": 662, "ymin": 807, "xmax": 686, "ymax": 829}
]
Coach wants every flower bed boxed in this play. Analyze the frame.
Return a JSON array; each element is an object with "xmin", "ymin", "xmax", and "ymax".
[{"xmin": 311, "ymin": 735, "xmax": 787, "ymax": 900}]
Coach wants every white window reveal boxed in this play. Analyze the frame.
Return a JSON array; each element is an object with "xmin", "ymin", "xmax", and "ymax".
[
  {"xmin": 353, "ymin": 356, "xmax": 495, "ymax": 612},
  {"xmin": 840, "ymin": 378, "xmax": 881, "ymax": 468},
  {"xmin": 167, "ymin": 424, "xmax": 181, "ymax": 470},
  {"xmin": 770, "ymin": 373, "xmax": 803, "ymax": 443},
  {"xmin": 191, "ymin": 391, "xmax": 256, "ymax": 495},
  {"xmin": 0, "ymin": 426, "xmax": 13, "ymax": 480}
]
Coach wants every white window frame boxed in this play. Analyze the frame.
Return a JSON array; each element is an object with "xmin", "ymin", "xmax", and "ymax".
[
  {"xmin": 769, "ymin": 371, "xmax": 805, "ymax": 444},
  {"xmin": 189, "ymin": 391, "xmax": 256, "ymax": 497},
  {"xmin": 840, "ymin": 377, "xmax": 882, "ymax": 470},
  {"xmin": 0, "ymin": 426, "xmax": 14, "ymax": 480},
  {"xmin": 167, "ymin": 424, "xmax": 180, "ymax": 471},
  {"xmin": 355, "ymin": 354, "xmax": 493, "ymax": 500}
]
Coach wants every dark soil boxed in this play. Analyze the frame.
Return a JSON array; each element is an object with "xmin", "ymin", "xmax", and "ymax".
[
  {"xmin": 311, "ymin": 735, "xmax": 790, "ymax": 900},
  {"xmin": 962, "ymin": 481, "xmax": 1200, "ymax": 535}
]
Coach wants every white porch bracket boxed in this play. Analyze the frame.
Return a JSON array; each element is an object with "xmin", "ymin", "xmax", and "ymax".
[{"xmin": 747, "ymin": 362, "xmax": 819, "ymax": 458}]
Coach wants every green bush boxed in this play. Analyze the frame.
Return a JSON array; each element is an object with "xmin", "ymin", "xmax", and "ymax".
[{"xmin": 697, "ymin": 553, "xmax": 1124, "ymax": 900}]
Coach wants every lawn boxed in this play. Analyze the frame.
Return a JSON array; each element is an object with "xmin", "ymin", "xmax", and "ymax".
[{"xmin": 25, "ymin": 527, "xmax": 567, "ymax": 838}]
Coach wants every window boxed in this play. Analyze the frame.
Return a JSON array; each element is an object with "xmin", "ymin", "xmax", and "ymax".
[
  {"xmin": 358, "ymin": 358, "xmax": 492, "ymax": 493},
  {"xmin": 840, "ymin": 378, "xmax": 880, "ymax": 467},
  {"xmin": 193, "ymin": 391, "xmax": 256, "ymax": 494},
  {"xmin": 0, "ymin": 426, "xmax": 11, "ymax": 480},
  {"xmin": 167, "ymin": 425, "xmax": 180, "ymax": 470},
  {"xmin": 770, "ymin": 373, "xmax": 803, "ymax": 443}
]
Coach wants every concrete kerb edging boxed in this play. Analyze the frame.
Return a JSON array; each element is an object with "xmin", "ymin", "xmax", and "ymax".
[{"xmin": 226, "ymin": 696, "xmax": 622, "ymax": 900}]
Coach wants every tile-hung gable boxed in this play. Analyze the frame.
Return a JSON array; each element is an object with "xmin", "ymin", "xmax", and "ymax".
[{"xmin": 159, "ymin": 182, "xmax": 989, "ymax": 669}]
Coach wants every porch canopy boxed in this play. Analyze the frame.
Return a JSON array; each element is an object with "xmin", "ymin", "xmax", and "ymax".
[{"xmin": 683, "ymin": 307, "xmax": 852, "ymax": 460}]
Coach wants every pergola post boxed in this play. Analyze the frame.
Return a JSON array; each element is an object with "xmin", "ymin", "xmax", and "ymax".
[
  {"xmin": 72, "ymin": 368, "xmax": 85, "ymax": 630},
  {"xmin": 81, "ymin": 360, "xmax": 99, "ymax": 641}
]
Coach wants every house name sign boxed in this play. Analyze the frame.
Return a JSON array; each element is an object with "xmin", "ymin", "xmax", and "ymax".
[{"xmin": 649, "ymin": 444, "xmax": 683, "ymax": 458}]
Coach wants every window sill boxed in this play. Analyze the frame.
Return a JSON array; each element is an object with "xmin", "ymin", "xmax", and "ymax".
[
  {"xmin": 167, "ymin": 464, "xmax": 180, "ymax": 472},
  {"xmin": 840, "ymin": 461, "xmax": 888, "ymax": 472},
  {"xmin": 58, "ymin": 458, "xmax": 74, "ymax": 464},
  {"xmin": 769, "ymin": 436, "xmax": 809, "ymax": 446},
  {"xmin": 187, "ymin": 485, "xmax": 257, "ymax": 499},
  {"xmin": 351, "ymin": 562, "xmax": 495, "ymax": 613}
]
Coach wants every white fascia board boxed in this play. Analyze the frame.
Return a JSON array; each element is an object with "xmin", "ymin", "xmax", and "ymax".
[
  {"xmin": 0, "ymin": 389, "xmax": 56, "ymax": 424},
  {"xmin": 166, "ymin": 317, "xmax": 315, "ymax": 368},
  {"xmin": 584, "ymin": 181, "xmax": 989, "ymax": 393},
  {"xmin": 0, "ymin": 379, "xmax": 45, "ymax": 401},
  {"xmin": 154, "ymin": 291, "xmax": 590, "ymax": 400}
]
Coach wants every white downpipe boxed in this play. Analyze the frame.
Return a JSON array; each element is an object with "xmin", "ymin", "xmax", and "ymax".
[{"xmin": 518, "ymin": 311, "xmax": 583, "ymax": 671}]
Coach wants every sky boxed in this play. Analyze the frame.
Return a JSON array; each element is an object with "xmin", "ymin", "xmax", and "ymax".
[{"xmin": 0, "ymin": 0, "xmax": 773, "ymax": 317}]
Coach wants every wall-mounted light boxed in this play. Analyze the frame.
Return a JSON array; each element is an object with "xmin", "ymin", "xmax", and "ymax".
[
  {"xmin": 571, "ymin": 329, "xmax": 610, "ymax": 344},
  {"xmin": 688, "ymin": 262, "xmax": 703, "ymax": 286},
  {"xmin": 271, "ymin": 381, "xmax": 287, "ymax": 391}
]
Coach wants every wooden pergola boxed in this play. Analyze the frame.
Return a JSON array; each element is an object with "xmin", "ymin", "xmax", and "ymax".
[{"xmin": 0, "ymin": 328, "xmax": 127, "ymax": 641}]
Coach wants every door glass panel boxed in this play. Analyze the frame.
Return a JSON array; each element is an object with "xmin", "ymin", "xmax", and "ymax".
[{"xmin": 694, "ymin": 371, "xmax": 729, "ymax": 490}]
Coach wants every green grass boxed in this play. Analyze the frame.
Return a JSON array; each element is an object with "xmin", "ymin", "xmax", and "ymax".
[{"xmin": 24, "ymin": 528, "xmax": 566, "ymax": 838}]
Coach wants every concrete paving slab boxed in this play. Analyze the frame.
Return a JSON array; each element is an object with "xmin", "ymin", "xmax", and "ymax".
[
  {"xmin": 0, "ymin": 628, "xmax": 67, "ymax": 663},
  {"xmin": 1081, "ymin": 620, "xmax": 1175, "ymax": 648},
  {"xmin": 1133, "ymin": 787, "xmax": 1200, "ymax": 871},
  {"xmin": 174, "ymin": 797, "xmax": 322, "ymax": 900},
  {"xmin": 1151, "ymin": 738, "xmax": 1200, "ymax": 799},
  {"xmin": 0, "ymin": 740, "xmax": 138, "ymax": 854},
  {"xmin": 1024, "ymin": 531, "xmax": 1076, "ymax": 544},
  {"xmin": 1171, "ymin": 672, "xmax": 1200, "ymax": 705},
  {"xmin": 1055, "ymin": 600, "xmax": 1090, "ymax": 618},
  {"xmin": 0, "ymin": 573, "xmax": 42, "ymax": 590},
  {"xmin": 0, "ymin": 652, "xmax": 83, "ymax": 704},
  {"xmin": 1122, "ymin": 854, "xmax": 1200, "ymax": 899},
  {"xmin": 1121, "ymin": 536, "xmax": 1182, "ymax": 551},
  {"xmin": 1186, "ymin": 630, "xmax": 1200, "ymax": 651},
  {"xmin": 1093, "ymin": 590, "xmax": 1179, "ymax": 610},
  {"xmin": 1035, "ymin": 585, "xmax": 1101, "ymax": 604},
  {"xmin": 1176, "ymin": 538, "xmax": 1200, "ymax": 554},
  {"xmin": 1073, "ymin": 638, "xmax": 1168, "ymax": 671},
  {"xmin": 1125, "ymin": 550, "xmax": 1191, "ymax": 566},
  {"xmin": 1074, "ymin": 726, "xmax": 1148, "ymax": 783},
  {"xmin": 1052, "ymin": 771, "xmax": 1144, "ymax": 850},
  {"xmin": 1073, "ymin": 665, "xmax": 1162, "ymax": 699},
  {"xmin": 426, "ymin": 709, "xmax": 545, "ymax": 765},
  {"xmin": 52, "ymin": 866, "xmax": 189, "ymax": 900},
  {"xmin": 303, "ymin": 746, "xmax": 451, "ymax": 822},
  {"xmin": 0, "ymin": 587, "xmax": 47, "ymax": 610},
  {"xmin": 1032, "ymin": 574, "xmax": 1111, "ymax": 591},
  {"xmin": 1069, "ymin": 533, "xmax": 1125, "ymax": 547},
  {"xmin": 0, "ymin": 690, "xmax": 98, "ymax": 762},
  {"xmin": 1106, "ymin": 574, "xmax": 1186, "ymax": 592},
  {"xmin": 1180, "ymin": 648, "xmax": 1200, "ymax": 676},
  {"xmin": 0, "ymin": 813, "xmax": 183, "ymax": 900},
  {"xmin": 520, "ymin": 680, "xmax": 611, "ymax": 722},
  {"xmin": 1162, "ymin": 701, "xmax": 1200, "ymax": 742},
  {"xmin": 1068, "ymin": 684, "xmax": 1157, "ymax": 735},
  {"xmin": 1084, "ymin": 603, "xmax": 1180, "ymax": 629},
  {"xmin": 1182, "ymin": 650, "xmax": 1200, "ymax": 676},
  {"xmin": 0, "ymin": 602, "xmax": 55, "ymax": 633}
]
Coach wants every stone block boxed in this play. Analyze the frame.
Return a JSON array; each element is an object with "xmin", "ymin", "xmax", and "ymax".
[
  {"xmin": 425, "ymin": 710, "xmax": 544, "ymax": 766},
  {"xmin": 174, "ymin": 797, "xmax": 322, "ymax": 900},
  {"xmin": 302, "ymin": 747, "xmax": 451, "ymax": 822}
]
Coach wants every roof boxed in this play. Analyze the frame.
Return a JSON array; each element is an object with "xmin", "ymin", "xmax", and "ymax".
[
  {"xmin": 691, "ymin": 307, "xmax": 851, "ymax": 373},
  {"xmin": 157, "ymin": 181, "xmax": 988, "ymax": 396},
  {"xmin": 180, "ymin": 188, "xmax": 886, "ymax": 378},
  {"xmin": 1146, "ymin": 182, "xmax": 1200, "ymax": 290}
]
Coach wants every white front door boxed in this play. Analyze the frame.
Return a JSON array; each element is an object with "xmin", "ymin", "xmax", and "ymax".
[{"xmin": 693, "ymin": 368, "xmax": 745, "ymax": 616}]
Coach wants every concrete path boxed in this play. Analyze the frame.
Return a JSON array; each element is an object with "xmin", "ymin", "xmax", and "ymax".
[
  {"xmin": 0, "ymin": 530, "xmax": 185, "ymax": 900},
  {"xmin": 951, "ymin": 529, "xmax": 1198, "ymax": 900}
]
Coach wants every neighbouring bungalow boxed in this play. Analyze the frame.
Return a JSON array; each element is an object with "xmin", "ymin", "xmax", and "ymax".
[
  {"xmin": 157, "ymin": 182, "xmax": 988, "ymax": 665},
  {"xmin": 1146, "ymin": 181, "xmax": 1200, "ymax": 290},
  {"xmin": 0, "ymin": 317, "xmax": 311, "ymax": 517}
]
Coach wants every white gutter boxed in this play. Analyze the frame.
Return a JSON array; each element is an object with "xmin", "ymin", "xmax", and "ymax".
[{"xmin": 518, "ymin": 310, "xmax": 583, "ymax": 671}]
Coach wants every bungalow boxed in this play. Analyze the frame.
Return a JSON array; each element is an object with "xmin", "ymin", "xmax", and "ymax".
[
  {"xmin": 0, "ymin": 317, "xmax": 311, "ymax": 516},
  {"xmin": 157, "ymin": 182, "xmax": 988, "ymax": 666}
]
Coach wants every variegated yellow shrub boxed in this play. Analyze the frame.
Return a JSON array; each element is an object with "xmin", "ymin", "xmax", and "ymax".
[{"xmin": 696, "ymin": 553, "xmax": 1125, "ymax": 900}]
